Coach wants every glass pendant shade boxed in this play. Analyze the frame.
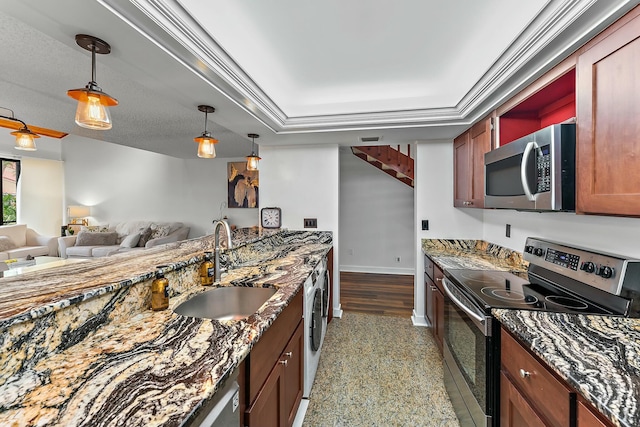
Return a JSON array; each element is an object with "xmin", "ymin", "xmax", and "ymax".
[
  {"xmin": 246, "ymin": 154, "xmax": 260, "ymax": 170},
  {"xmin": 195, "ymin": 134, "xmax": 218, "ymax": 158},
  {"xmin": 11, "ymin": 128, "xmax": 39, "ymax": 151},
  {"xmin": 68, "ymin": 89, "xmax": 117, "ymax": 130}
]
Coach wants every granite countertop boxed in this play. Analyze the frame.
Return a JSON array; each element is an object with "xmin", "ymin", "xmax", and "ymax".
[
  {"xmin": 0, "ymin": 228, "xmax": 332, "ymax": 426},
  {"xmin": 421, "ymin": 239, "xmax": 528, "ymax": 272},
  {"xmin": 495, "ymin": 309, "xmax": 640, "ymax": 427}
]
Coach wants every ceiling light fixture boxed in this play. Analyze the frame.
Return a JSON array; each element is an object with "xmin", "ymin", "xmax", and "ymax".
[
  {"xmin": 0, "ymin": 107, "xmax": 39, "ymax": 151},
  {"xmin": 246, "ymin": 133, "xmax": 261, "ymax": 171},
  {"xmin": 194, "ymin": 105, "xmax": 218, "ymax": 158},
  {"xmin": 67, "ymin": 34, "xmax": 118, "ymax": 130}
]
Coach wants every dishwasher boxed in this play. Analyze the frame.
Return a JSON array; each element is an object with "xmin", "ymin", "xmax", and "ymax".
[{"xmin": 187, "ymin": 370, "xmax": 240, "ymax": 427}]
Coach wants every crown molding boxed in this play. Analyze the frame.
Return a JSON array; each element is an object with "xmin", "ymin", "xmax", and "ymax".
[{"xmin": 102, "ymin": 0, "xmax": 636, "ymax": 135}]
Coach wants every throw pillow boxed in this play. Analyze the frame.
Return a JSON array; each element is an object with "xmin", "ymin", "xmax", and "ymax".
[
  {"xmin": 75, "ymin": 231, "xmax": 118, "ymax": 246},
  {"xmin": 0, "ymin": 236, "xmax": 16, "ymax": 252},
  {"xmin": 137, "ymin": 227, "xmax": 153, "ymax": 247},
  {"xmin": 120, "ymin": 232, "xmax": 141, "ymax": 248},
  {"xmin": 150, "ymin": 223, "xmax": 172, "ymax": 239}
]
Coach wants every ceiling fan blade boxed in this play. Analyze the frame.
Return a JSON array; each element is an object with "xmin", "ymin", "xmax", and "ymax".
[{"xmin": 0, "ymin": 118, "xmax": 68, "ymax": 139}]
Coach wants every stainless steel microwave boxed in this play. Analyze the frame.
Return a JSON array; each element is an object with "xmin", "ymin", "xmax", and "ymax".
[{"xmin": 484, "ymin": 123, "xmax": 576, "ymax": 211}]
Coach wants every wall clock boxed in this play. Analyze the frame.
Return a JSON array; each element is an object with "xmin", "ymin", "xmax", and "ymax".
[{"xmin": 261, "ymin": 207, "xmax": 282, "ymax": 229}]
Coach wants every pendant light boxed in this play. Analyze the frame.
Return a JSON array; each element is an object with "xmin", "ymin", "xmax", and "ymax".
[
  {"xmin": 67, "ymin": 34, "xmax": 118, "ymax": 130},
  {"xmin": 246, "ymin": 133, "xmax": 261, "ymax": 171},
  {"xmin": 194, "ymin": 105, "xmax": 218, "ymax": 158},
  {"xmin": 0, "ymin": 108, "xmax": 39, "ymax": 151}
]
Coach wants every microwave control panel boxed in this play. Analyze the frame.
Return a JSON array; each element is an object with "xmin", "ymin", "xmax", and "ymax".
[{"xmin": 536, "ymin": 146, "xmax": 551, "ymax": 192}]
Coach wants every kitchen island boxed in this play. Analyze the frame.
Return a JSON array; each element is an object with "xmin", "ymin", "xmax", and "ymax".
[{"xmin": 0, "ymin": 228, "xmax": 332, "ymax": 426}]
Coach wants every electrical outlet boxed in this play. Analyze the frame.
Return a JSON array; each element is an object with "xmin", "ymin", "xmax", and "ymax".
[
  {"xmin": 304, "ymin": 218, "xmax": 317, "ymax": 228},
  {"xmin": 421, "ymin": 220, "xmax": 429, "ymax": 231},
  {"xmin": 348, "ymin": 248, "xmax": 354, "ymax": 256},
  {"xmin": 506, "ymin": 224, "xmax": 511, "ymax": 238},
  {"xmin": 396, "ymin": 256, "xmax": 401, "ymax": 263}
]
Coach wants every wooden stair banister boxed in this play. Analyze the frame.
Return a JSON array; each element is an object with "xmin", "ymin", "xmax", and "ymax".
[{"xmin": 351, "ymin": 145, "xmax": 414, "ymax": 188}]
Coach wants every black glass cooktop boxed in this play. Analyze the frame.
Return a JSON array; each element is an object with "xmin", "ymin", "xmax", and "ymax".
[{"xmin": 443, "ymin": 269, "xmax": 613, "ymax": 315}]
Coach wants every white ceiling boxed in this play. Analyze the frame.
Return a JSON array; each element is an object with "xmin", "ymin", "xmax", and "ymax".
[{"xmin": 0, "ymin": 0, "xmax": 635, "ymax": 159}]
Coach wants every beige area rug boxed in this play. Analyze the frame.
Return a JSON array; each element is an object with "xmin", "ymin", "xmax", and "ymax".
[{"xmin": 303, "ymin": 312, "xmax": 460, "ymax": 427}]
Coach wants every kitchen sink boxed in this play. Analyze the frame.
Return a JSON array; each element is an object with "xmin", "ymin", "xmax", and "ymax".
[{"xmin": 174, "ymin": 286, "xmax": 276, "ymax": 321}]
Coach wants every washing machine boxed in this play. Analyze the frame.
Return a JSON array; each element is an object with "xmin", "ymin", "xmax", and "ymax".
[{"xmin": 303, "ymin": 256, "xmax": 329, "ymax": 398}]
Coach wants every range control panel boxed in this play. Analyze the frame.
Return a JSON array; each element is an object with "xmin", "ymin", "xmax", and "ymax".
[{"xmin": 524, "ymin": 237, "xmax": 640, "ymax": 296}]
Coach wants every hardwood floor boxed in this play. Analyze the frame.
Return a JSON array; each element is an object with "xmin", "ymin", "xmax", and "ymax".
[{"xmin": 339, "ymin": 272, "xmax": 414, "ymax": 317}]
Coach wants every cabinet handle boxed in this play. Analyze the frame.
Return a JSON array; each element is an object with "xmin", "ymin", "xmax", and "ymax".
[
  {"xmin": 279, "ymin": 360, "xmax": 288, "ymax": 367},
  {"xmin": 436, "ymin": 277, "xmax": 442, "ymax": 282},
  {"xmin": 519, "ymin": 369, "xmax": 531, "ymax": 379},
  {"xmin": 284, "ymin": 352, "xmax": 292, "ymax": 358},
  {"xmin": 431, "ymin": 286, "xmax": 437, "ymax": 291}
]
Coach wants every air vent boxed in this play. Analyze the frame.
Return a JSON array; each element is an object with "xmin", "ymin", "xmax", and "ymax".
[{"xmin": 359, "ymin": 136, "xmax": 381, "ymax": 143}]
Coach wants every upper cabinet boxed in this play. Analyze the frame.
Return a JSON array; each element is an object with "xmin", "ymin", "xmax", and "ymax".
[
  {"xmin": 576, "ymin": 5, "xmax": 640, "ymax": 216},
  {"xmin": 454, "ymin": 114, "xmax": 493, "ymax": 208}
]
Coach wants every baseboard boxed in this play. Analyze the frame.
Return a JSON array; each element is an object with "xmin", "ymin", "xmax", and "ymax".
[
  {"xmin": 340, "ymin": 265, "xmax": 414, "ymax": 275},
  {"xmin": 332, "ymin": 304, "xmax": 343, "ymax": 318},
  {"xmin": 411, "ymin": 309, "xmax": 429, "ymax": 327}
]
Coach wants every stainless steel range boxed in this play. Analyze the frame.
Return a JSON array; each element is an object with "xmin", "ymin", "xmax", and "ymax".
[{"xmin": 440, "ymin": 237, "xmax": 640, "ymax": 427}]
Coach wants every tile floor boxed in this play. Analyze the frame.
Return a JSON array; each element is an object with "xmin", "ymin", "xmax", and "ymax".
[{"xmin": 302, "ymin": 312, "xmax": 460, "ymax": 427}]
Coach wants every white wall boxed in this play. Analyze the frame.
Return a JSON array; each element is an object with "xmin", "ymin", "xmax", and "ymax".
[
  {"xmin": 413, "ymin": 140, "xmax": 484, "ymax": 325},
  {"xmin": 259, "ymin": 144, "xmax": 341, "ymax": 316},
  {"xmin": 483, "ymin": 209, "xmax": 640, "ymax": 259},
  {"xmin": 17, "ymin": 157, "xmax": 64, "ymax": 237},
  {"xmin": 62, "ymin": 135, "xmax": 257, "ymax": 237},
  {"xmin": 339, "ymin": 147, "xmax": 414, "ymax": 274}
]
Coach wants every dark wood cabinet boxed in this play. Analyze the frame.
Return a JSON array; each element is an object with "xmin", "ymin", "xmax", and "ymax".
[
  {"xmin": 244, "ymin": 291, "xmax": 304, "ymax": 427},
  {"xmin": 454, "ymin": 115, "xmax": 492, "ymax": 208},
  {"xmin": 576, "ymin": 5, "xmax": 640, "ymax": 216},
  {"xmin": 500, "ymin": 327, "xmax": 615, "ymax": 427},
  {"xmin": 424, "ymin": 255, "xmax": 444, "ymax": 354}
]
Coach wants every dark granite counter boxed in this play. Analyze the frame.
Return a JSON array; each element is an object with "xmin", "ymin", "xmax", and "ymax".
[
  {"xmin": 0, "ymin": 228, "xmax": 332, "ymax": 426},
  {"xmin": 494, "ymin": 309, "xmax": 640, "ymax": 427},
  {"xmin": 422, "ymin": 239, "xmax": 528, "ymax": 272}
]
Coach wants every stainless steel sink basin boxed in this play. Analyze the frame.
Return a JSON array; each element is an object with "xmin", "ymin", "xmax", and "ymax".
[{"xmin": 174, "ymin": 286, "xmax": 276, "ymax": 321}]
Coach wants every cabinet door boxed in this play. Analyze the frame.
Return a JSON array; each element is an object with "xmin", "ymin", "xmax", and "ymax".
[
  {"xmin": 576, "ymin": 6, "xmax": 640, "ymax": 216},
  {"xmin": 470, "ymin": 118, "xmax": 492, "ymax": 208},
  {"xmin": 283, "ymin": 321, "xmax": 304, "ymax": 427},
  {"xmin": 433, "ymin": 287, "xmax": 444, "ymax": 354},
  {"xmin": 454, "ymin": 131, "xmax": 472, "ymax": 207},
  {"xmin": 245, "ymin": 363, "xmax": 284, "ymax": 427},
  {"xmin": 577, "ymin": 400, "xmax": 613, "ymax": 427},
  {"xmin": 500, "ymin": 372, "xmax": 547, "ymax": 427}
]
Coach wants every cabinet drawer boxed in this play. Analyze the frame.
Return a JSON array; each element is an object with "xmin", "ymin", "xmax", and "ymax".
[
  {"xmin": 433, "ymin": 264, "xmax": 444, "ymax": 294},
  {"xmin": 424, "ymin": 255, "xmax": 434, "ymax": 280},
  {"xmin": 501, "ymin": 329, "xmax": 574, "ymax": 427},
  {"xmin": 577, "ymin": 400, "xmax": 613, "ymax": 427}
]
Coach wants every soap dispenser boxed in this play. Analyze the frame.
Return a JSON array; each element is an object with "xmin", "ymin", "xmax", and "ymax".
[
  {"xmin": 151, "ymin": 265, "xmax": 170, "ymax": 311},
  {"xmin": 199, "ymin": 251, "xmax": 214, "ymax": 286}
]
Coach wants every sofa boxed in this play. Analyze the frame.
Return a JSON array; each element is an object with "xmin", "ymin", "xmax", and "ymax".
[
  {"xmin": 0, "ymin": 224, "xmax": 58, "ymax": 260},
  {"xmin": 58, "ymin": 221, "xmax": 190, "ymax": 258}
]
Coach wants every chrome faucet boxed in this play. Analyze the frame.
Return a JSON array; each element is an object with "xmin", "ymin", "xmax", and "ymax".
[{"xmin": 212, "ymin": 219, "xmax": 233, "ymax": 282}]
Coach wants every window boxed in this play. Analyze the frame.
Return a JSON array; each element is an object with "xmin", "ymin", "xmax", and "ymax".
[{"xmin": 1, "ymin": 159, "xmax": 20, "ymax": 225}]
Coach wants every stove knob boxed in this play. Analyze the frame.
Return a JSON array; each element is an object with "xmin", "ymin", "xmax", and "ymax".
[
  {"xmin": 580, "ymin": 262, "xmax": 596, "ymax": 274},
  {"xmin": 597, "ymin": 266, "xmax": 614, "ymax": 279},
  {"xmin": 524, "ymin": 245, "xmax": 534, "ymax": 254},
  {"xmin": 534, "ymin": 248, "xmax": 544, "ymax": 257}
]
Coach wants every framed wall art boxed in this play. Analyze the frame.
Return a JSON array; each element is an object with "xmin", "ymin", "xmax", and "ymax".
[{"xmin": 227, "ymin": 161, "xmax": 259, "ymax": 208}]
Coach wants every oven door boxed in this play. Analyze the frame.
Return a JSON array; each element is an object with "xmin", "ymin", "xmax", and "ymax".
[{"xmin": 442, "ymin": 277, "xmax": 496, "ymax": 427}]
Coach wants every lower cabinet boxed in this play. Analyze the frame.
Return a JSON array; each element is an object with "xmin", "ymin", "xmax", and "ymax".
[
  {"xmin": 243, "ymin": 290, "xmax": 304, "ymax": 427},
  {"xmin": 245, "ymin": 321, "xmax": 303, "ymax": 427},
  {"xmin": 425, "ymin": 255, "xmax": 444, "ymax": 354},
  {"xmin": 500, "ymin": 327, "xmax": 614, "ymax": 427}
]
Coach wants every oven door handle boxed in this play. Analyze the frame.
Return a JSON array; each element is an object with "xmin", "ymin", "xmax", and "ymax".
[
  {"xmin": 520, "ymin": 141, "xmax": 538, "ymax": 202},
  {"xmin": 442, "ymin": 278, "xmax": 486, "ymax": 324}
]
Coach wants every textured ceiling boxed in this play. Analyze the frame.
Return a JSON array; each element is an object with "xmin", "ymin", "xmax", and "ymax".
[{"xmin": 0, "ymin": 0, "xmax": 635, "ymax": 158}]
